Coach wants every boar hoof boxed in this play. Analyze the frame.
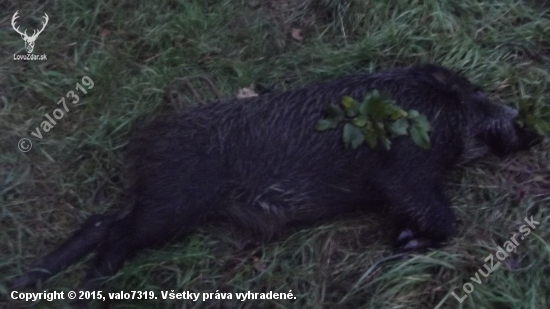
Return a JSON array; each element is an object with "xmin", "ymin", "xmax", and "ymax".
[{"xmin": 395, "ymin": 228, "xmax": 441, "ymax": 252}]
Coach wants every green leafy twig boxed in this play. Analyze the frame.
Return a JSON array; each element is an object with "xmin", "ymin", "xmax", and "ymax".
[{"xmin": 315, "ymin": 90, "xmax": 431, "ymax": 150}]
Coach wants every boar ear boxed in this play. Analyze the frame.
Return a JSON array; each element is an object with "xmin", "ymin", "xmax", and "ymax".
[
  {"xmin": 426, "ymin": 68, "xmax": 464, "ymax": 101},
  {"xmin": 450, "ymin": 84, "xmax": 466, "ymax": 104},
  {"xmin": 416, "ymin": 64, "xmax": 452, "ymax": 85},
  {"xmin": 413, "ymin": 64, "xmax": 468, "ymax": 104},
  {"xmin": 432, "ymin": 72, "xmax": 466, "ymax": 104},
  {"xmin": 432, "ymin": 72, "xmax": 448, "ymax": 85},
  {"xmin": 432, "ymin": 72, "xmax": 465, "ymax": 101}
]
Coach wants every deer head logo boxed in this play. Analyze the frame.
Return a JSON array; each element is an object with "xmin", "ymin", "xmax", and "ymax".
[{"xmin": 12, "ymin": 11, "xmax": 49, "ymax": 54}]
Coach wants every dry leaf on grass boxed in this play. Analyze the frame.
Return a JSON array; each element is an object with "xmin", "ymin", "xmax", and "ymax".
[
  {"xmin": 236, "ymin": 84, "xmax": 258, "ymax": 98},
  {"xmin": 291, "ymin": 28, "xmax": 303, "ymax": 42}
]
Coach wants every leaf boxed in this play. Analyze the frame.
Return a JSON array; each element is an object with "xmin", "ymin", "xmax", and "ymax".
[
  {"xmin": 325, "ymin": 104, "xmax": 345, "ymax": 119},
  {"xmin": 315, "ymin": 119, "xmax": 337, "ymax": 131},
  {"xmin": 352, "ymin": 115, "xmax": 368, "ymax": 127},
  {"xmin": 345, "ymin": 105, "xmax": 359, "ymax": 118},
  {"xmin": 359, "ymin": 97, "xmax": 370, "ymax": 115},
  {"xmin": 411, "ymin": 114, "xmax": 431, "ymax": 132},
  {"xmin": 387, "ymin": 118, "xmax": 409, "ymax": 136},
  {"xmin": 101, "ymin": 29, "xmax": 111, "ymax": 37},
  {"xmin": 343, "ymin": 123, "xmax": 365, "ymax": 149},
  {"xmin": 390, "ymin": 107, "xmax": 407, "ymax": 120},
  {"xmin": 350, "ymin": 133, "xmax": 365, "ymax": 149},
  {"xmin": 372, "ymin": 124, "xmax": 386, "ymax": 141},
  {"xmin": 362, "ymin": 128, "xmax": 378, "ymax": 149},
  {"xmin": 341, "ymin": 96, "xmax": 356, "ymax": 110},
  {"xmin": 236, "ymin": 84, "xmax": 258, "ymax": 98},
  {"xmin": 291, "ymin": 28, "xmax": 303, "ymax": 42},
  {"xmin": 410, "ymin": 123, "xmax": 431, "ymax": 149},
  {"xmin": 342, "ymin": 96, "xmax": 359, "ymax": 117},
  {"xmin": 368, "ymin": 89, "xmax": 381, "ymax": 101},
  {"xmin": 365, "ymin": 95, "xmax": 387, "ymax": 120},
  {"xmin": 408, "ymin": 110, "xmax": 420, "ymax": 118},
  {"xmin": 380, "ymin": 137, "xmax": 391, "ymax": 151}
]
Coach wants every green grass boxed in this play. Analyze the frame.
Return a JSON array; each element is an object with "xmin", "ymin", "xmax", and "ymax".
[{"xmin": 1, "ymin": 0, "xmax": 549, "ymax": 308}]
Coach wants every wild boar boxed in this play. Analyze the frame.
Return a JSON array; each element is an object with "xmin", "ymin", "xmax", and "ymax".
[{"xmin": 12, "ymin": 64, "xmax": 540, "ymax": 305}]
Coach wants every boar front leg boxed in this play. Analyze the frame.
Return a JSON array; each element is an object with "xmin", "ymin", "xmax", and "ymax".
[{"xmin": 384, "ymin": 177, "xmax": 458, "ymax": 252}]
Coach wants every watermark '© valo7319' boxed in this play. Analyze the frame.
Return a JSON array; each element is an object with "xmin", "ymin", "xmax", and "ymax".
[
  {"xmin": 452, "ymin": 216, "xmax": 540, "ymax": 303},
  {"xmin": 17, "ymin": 76, "xmax": 94, "ymax": 153}
]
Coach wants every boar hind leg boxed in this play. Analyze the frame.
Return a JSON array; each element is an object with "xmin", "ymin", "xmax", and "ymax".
[
  {"xmin": 71, "ymin": 190, "xmax": 217, "ymax": 309},
  {"xmin": 11, "ymin": 210, "xmax": 125, "ymax": 290},
  {"xmin": 389, "ymin": 180, "xmax": 458, "ymax": 252}
]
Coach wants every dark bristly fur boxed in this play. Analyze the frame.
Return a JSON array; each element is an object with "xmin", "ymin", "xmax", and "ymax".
[{"xmin": 12, "ymin": 64, "xmax": 540, "ymax": 307}]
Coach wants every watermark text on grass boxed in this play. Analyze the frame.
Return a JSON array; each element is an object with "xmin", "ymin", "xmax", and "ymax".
[
  {"xmin": 14, "ymin": 54, "xmax": 47, "ymax": 61},
  {"xmin": 17, "ymin": 76, "xmax": 94, "ymax": 152},
  {"xmin": 452, "ymin": 216, "xmax": 540, "ymax": 303}
]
